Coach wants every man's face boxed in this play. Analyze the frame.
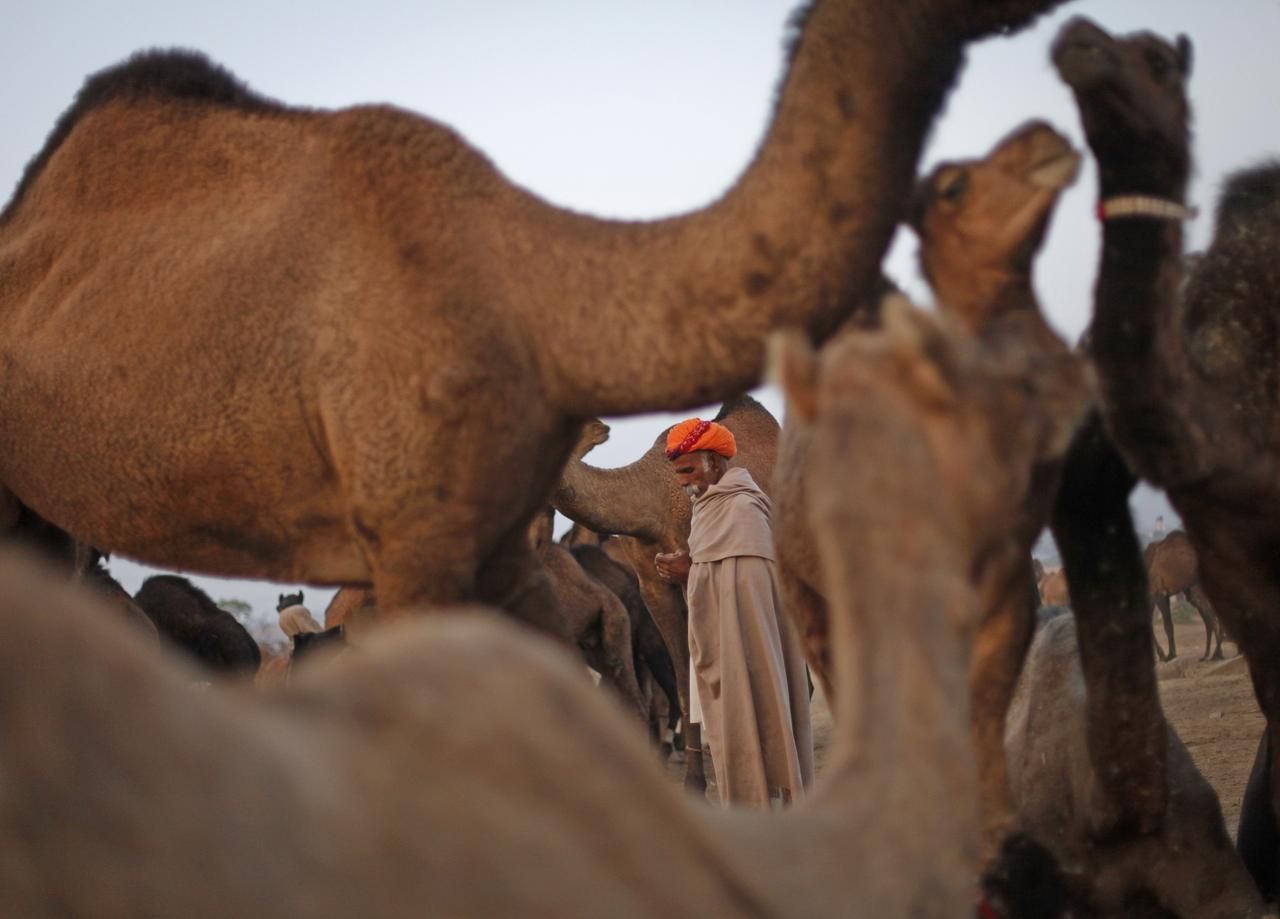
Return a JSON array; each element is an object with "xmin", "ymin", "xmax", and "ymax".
[{"xmin": 671, "ymin": 451, "xmax": 722, "ymax": 499}]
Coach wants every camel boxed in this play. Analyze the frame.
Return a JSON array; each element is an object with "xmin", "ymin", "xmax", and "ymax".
[
  {"xmin": 0, "ymin": 0, "xmax": 1069, "ymax": 640},
  {"xmin": 526, "ymin": 508, "xmax": 648, "ymax": 719},
  {"xmin": 1004, "ymin": 613, "xmax": 1264, "ymax": 916},
  {"xmin": 133, "ymin": 575, "xmax": 262, "ymax": 677},
  {"xmin": 1145, "ymin": 528, "xmax": 1225, "ymax": 661},
  {"xmin": 773, "ymin": 119, "xmax": 1089, "ymax": 877},
  {"xmin": 1050, "ymin": 9, "xmax": 1231, "ymax": 836},
  {"xmin": 324, "ymin": 586, "xmax": 378, "ymax": 637},
  {"xmin": 1042, "ymin": 18, "xmax": 1262, "ymax": 910},
  {"xmin": 0, "ymin": 246, "xmax": 1089, "ymax": 916},
  {"xmin": 551, "ymin": 395, "xmax": 781, "ymax": 791},
  {"xmin": 569, "ymin": 541, "xmax": 683, "ymax": 756}
]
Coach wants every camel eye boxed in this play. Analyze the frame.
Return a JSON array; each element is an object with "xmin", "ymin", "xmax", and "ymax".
[{"xmin": 937, "ymin": 168, "xmax": 968, "ymax": 204}]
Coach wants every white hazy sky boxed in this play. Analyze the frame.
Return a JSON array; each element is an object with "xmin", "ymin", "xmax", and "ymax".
[{"xmin": 3, "ymin": 1, "xmax": 1275, "ymax": 617}]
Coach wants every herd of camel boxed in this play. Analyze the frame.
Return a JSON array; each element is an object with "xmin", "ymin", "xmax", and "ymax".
[{"xmin": 3, "ymin": 0, "xmax": 1280, "ymax": 915}]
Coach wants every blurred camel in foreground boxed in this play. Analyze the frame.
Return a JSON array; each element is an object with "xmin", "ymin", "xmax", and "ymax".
[{"xmin": 0, "ymin": 265, "xmax": 1085, "ymax": 916}]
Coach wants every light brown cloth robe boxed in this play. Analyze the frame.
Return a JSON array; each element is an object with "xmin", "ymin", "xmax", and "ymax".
[
  {"xmin": 687, "ymin": 466, "xmax": 814, "ymax": 807},
  {"xmin": 278, "ymin": 604, "xmax": 322, "ymax": 638}
]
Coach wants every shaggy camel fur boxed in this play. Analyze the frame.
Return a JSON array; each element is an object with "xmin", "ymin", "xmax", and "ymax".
[
  {"xmin": 0, "ymin": 0, "xmax": 1068, "ymax": 636},
  {"xmin": 552, "ymin": 396, "xmax": 781, "ymax": 791},
  {"xmin": 0, "ymin": 274, "xmax": 1084, "ymax": 916},
  {"xmin": 773, "ymin": 119, "xmax": 1089, "ymax": 875},
  {"xmin": 1145, "ymin": 529, "xmax": 1224, "ymax": 662},
  {"xmin": 1005, "ymin": 614, "xmax": 1264, "ymax": 917}
]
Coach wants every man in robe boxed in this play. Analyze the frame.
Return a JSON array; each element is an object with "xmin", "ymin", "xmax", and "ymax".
[{"xmin": 655, "ymin": 418, "xmax": 813, "ymax": 807}]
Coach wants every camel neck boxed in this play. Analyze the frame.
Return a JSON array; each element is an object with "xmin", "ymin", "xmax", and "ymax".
[
  {"xmin": 521, "ymin": 2, "xmax": 969, "ymax": 415},
  {"xmin": 551, "ymin": 447, "xmax": 684, "ymax": 545}
]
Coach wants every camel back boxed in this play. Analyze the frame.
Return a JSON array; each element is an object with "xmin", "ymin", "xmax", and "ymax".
[{"xmin": 2, "ymin": 50, "xmax": 280, "ymax": 225}]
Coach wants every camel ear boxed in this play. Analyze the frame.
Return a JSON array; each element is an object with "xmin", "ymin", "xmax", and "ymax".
[
  {"xmin": 1176, "ymin": 34, "xmax": 1193, "ymax": 77},
  {"xmin": 767, "ymin": 329, "xmax": 819, "ymax": 424}
]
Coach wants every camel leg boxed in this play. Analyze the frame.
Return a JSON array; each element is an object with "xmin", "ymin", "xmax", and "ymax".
[
  {"xmin": 969, "ymin": 561, "xmax": 1038, "ymax": 864},
  {"xmin": 1154, "ymin": 594, "xmax": 1177, "ymax": 661},
  {"xmin": 1049, "ymin": 412, "xmax": 1167, "ymax": 835},
  {"xmin": 1187, "ymin": 584, "xmax": 1223, "ymax": 660}
]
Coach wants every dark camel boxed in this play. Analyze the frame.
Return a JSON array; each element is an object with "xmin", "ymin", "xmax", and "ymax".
[
  {"xmin": 1044, "ymin": 17, "xmax": 1265, "ymax": 914},
  {"xmin": 133, "ymin": 575, "xmax": 262, "ymax": 677},
  {"xmin": 0, "ymin": 0, "xmax": 1067, "ymax": 639},
  {"xmin": 774, "ymin": 119, "xmax": 1089, "ymax": 876},
  {"xmin": 1145, "ymin": 528, "xmax": 1225, "ymax": 662}
]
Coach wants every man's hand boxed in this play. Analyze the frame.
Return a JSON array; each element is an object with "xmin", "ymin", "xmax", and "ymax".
[{"xmin": 654, "ymin": 551, "xmax": 691, "ymax": 585}]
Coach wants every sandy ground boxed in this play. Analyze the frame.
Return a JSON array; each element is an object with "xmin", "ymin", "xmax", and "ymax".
[{"xmin": 670, "ymin": 621, "xmax": 1261, "ymax": 836}]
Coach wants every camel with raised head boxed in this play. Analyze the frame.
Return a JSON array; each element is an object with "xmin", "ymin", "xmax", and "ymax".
[
  {"xmin": 1059, "ymin": 5, "xmax": 1280, "ymax": 878},
  {"xmin": 1145, "ymin": 528, "xmax": 1225, "ymax": 661},
  {"xmin": 552, "ymin": 396, "xmax": 781, "ymax": 791},
  {"xmin": 773, "ymin": 119, "xmax": 1089, "ymax": 878},
  {"xmin": 0, "ymin": 243, "xmax": 1086, "ymax": 915},
  {"xmin": 0, "ymin": 0, "xmax": 1068, "ymax": 636}
]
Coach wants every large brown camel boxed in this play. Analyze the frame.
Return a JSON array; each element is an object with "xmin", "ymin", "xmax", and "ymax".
[
  {"xmin": 551, "ymin": 395, "xmax": 781, "ymax": 792},
  {"xmin": 773, "ymin": 119, "xmax": 1089, "ymax": 878},
  {"xmin": 1145, "ymin": 528, "xmax": 1225, "ymax": 662},
  {"xmin": 1005, "ymin": 613, "xmax": 1263, "ymax": 916},
  {"xmin": 0, "ymin": 0, "xmax": 1068, "ymax": 636},
  {"xmin": 0, "ymin": 248, "xmax": 1087, "ymax": 915}
]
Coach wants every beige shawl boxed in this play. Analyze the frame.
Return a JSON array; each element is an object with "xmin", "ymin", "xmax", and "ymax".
[{"xmin": 686, "ymin": 468, "xmax": 814, "ymax": 807}]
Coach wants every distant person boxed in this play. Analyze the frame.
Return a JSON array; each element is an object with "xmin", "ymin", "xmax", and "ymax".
[
  {"xmin": 277, "ymin": 590, "xmax": 322, "ymax": 637},
  {"xmin": 655, "ymin": 418, "xmax": 813, "ymax": 808}
]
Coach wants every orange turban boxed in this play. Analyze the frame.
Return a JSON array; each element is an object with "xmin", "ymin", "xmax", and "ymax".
[{"xmin": 666, "ymin": 418, "xmax": 737, "ymax": 460}]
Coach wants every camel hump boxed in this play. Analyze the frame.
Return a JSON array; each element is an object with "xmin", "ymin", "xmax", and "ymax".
[
  {"xmin": 2, "ymin": 49, "xmax": 279, "ymax": 225},
  {"xmin": 1215, "ymin": 159, "xmax": 1280, "ymax": 234}
]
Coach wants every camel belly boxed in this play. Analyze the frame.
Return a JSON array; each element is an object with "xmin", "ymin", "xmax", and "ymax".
[{"xmin": 0, "ymin": 339, "xmax": 366, "ymax": 584}]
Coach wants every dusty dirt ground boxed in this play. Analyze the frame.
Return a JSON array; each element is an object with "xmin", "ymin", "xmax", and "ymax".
[{"xmin": 670, "ymin": 621, "xmax": 1261, "ymax": 836}]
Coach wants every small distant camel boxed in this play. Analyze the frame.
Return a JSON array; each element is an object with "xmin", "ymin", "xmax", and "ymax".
[
  {"xmin": 1145, "ymin": 529, "xmax": 1225, "ymax": 661},
  {"xmin": 133, "ymin": 575, "xmax": 261, "ymax": 677},
  {"xmin": 0, "ymin": 0, "xmax": 1064, "ymax": 636}
]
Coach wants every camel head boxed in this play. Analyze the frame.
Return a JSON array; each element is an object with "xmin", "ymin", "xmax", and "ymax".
[
  {"xmin": 909, "ymin": 120, "xmax": 1080, "ymax": 333},
  {"xmin": 571, "ymin": 419, "xmax": 611, "ymax": 461},
  {"xmin": 772, "ymin": 292, "xmax": 1089, "ymax": 624},
  {"xmin": 1052, "ymin": 17, "xmax": 1193, "ymax": 194}
]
